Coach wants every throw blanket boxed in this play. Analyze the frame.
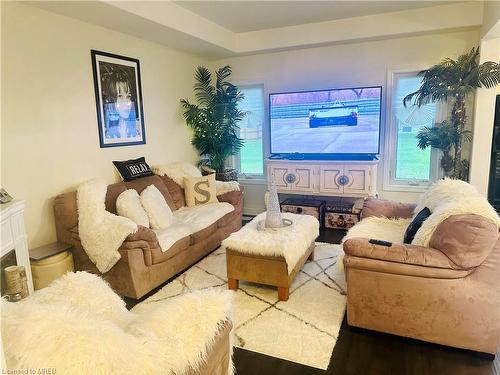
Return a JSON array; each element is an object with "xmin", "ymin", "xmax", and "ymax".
[
  {"xmin": 152, "ymin": 162, "xmax": 240, "ymax": 195},
  {"xmin": 77, "ymin": 179, "xmax": 137, "ymax": 273},
  {"xmin": 2, "ymin": 272, "xmax": 234, "ymax": 375}
]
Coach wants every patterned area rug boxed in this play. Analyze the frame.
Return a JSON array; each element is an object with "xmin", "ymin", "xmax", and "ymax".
[{"xmin": 133, "ymin": 242, "xmax": 346, "ymax": 370}]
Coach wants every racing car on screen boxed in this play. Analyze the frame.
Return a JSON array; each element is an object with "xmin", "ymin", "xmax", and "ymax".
[{"xmin": 308, "ymin": 104, "xmax": 358, "ymax": 128}]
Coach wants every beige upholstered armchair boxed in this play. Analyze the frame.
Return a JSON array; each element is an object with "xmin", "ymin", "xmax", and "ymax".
[{"xmin": 343, "ymin": 192, "xmax": 500, "ymax": 355}]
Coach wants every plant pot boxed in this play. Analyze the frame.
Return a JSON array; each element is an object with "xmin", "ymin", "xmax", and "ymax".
[{"xmin": 215, "ymin": 168, "xmax": 238, "ymax": 182}]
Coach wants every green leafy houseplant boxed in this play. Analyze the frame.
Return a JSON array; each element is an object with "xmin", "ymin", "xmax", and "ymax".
[
  {"xmin": 180, "ymin": 66, "xmax": 245, "ymax": 175},
  {"xmin": 404, "ymin": 47, "xmax": 500, "ymax": 180}
]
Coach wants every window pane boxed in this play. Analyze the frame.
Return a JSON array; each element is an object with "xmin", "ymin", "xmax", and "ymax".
[
  {"xmin": 393, "ymin": 75, "xmax": 436, "ymax": 181},
  {"xmin": 239, "ymin": 86, "xmax": 264, "ymax": 175}
]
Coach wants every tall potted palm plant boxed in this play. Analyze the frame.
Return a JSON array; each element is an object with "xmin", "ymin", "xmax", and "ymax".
[
  {"xmin": 180, "ymin": 65, "xmax": 245, "ymax": 181},
  {"xmin": 404, "ymin": 47, "xmax": 500, "ymax": 180}
]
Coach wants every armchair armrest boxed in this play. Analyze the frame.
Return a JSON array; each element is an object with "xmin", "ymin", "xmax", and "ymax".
[
  {"xmin": 361, "ymin": 198, "xmax": 416, "ymax": 220},
  {"xmin": 343, "ymin": 238, "xmax": 463, "ymax": 270},
  {"xmin": 343, "ymin": 238, "xmax": 472, "ymax": 279}
]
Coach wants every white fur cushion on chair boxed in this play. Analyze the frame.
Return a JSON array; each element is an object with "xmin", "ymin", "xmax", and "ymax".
[
  {"xmin": 140, "ymin": 185, "xmax": 173, "ymax": 229},
  {"xmin": 2, "ymin": 272, "xmax": 234, "ymax": 375},
  {"xmin": 414, "ymin": 178, "xmax": 479, "ymax": 213},
  {"xmin": 116, "ymin": 189, "xmax": 149, "ymax": 227},
  {"xmin": 30, "ymin": 271, "xmax": 131, "ymax": 327}
]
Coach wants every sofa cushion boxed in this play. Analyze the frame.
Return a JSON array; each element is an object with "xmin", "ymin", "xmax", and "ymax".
[
  {"xmin": 190, "ymin": 223, "xmax": 218, "ymax": 245},
  {"xmin": 174, "ymin": 203, "xmax": 235, "ymax": 233},
  {"xmin": 429, "ymin": 214, "xmax": 498, "ymax": 269},
  {"xmin": 361, "ymin": 198, "xmax": 416, "ymax": 220},
  {"xmin": 153, "ymin": 223, "xmax": 192, "ymax": 252},
  {"xmin": 343, "ymin": 216, "xmax": 410, "ymax": 244},
  {"xmin": 160, "ymin": 175, "xmax": 186, "ymax": 209},
  {"xmin": 125, "ymin": 175, "xmax": 176, "ymax": 211},
  {"xmin": 116, "ymin": 189, "xmax": 149, "ymax": 227},
  {"xmin": 140, "ymin": 185, "xmax": 173, "ymax": 230},
  {"xmin": 105, "ymin": 182, "xmax": 128, "ymax": 214},
  {"xmin": 150, "ymin": 235, "xmax": 191, "ymax": 265}
]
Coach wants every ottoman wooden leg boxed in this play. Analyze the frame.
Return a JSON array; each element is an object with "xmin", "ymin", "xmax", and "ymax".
[
  {"xmin": 228, "ymin": 278, "xmax": 239, "ymax": 290},
  {"xmin": 278, "ymin": 286, "xmax": 289, "ymax": 301},
  {"xmin": 308, "ymin": 250, "xmax": 315, "ymax": 261}
]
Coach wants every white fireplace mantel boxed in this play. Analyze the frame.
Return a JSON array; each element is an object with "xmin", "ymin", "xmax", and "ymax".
[{"xmin": 0, "ymin": 200, "xmax": 33, "ymax": 294}]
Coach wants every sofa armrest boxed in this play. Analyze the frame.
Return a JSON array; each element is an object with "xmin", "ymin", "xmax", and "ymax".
[
  {"xmin": 71, "ymin": 225, "xmax": 158, "ymax": 267},
  {"xmin": 343, "ymin": 238, "xmax": 464, "ymax": 270},
  {"xmin": 119, "ymin": 226, "xmax": 160, "ymax": 267},
  {"xmin": 361, "ymin": 198, "xmax": 416, "ymax": 220},
  {"xmin": 217, "ymin": 186, "xmax": 244, "ymax": 207}
]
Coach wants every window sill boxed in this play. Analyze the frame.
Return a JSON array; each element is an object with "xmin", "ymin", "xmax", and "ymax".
[
  {"xmin": 382, "ymin": 183, "xmax": 430, "ymax": 193},
  {"xmin": 238, "ymin": 176, "xmax": 266, "ymax": 185}
]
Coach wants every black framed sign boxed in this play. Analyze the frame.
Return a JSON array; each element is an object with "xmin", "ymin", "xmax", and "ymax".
[{"xmin": 91, "ymin": 50, "xmax": 146, "ymax": 148}]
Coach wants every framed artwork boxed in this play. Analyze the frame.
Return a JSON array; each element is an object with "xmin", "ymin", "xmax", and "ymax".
[{"xmin": 91, "ymin": 50, "xmax": 146, "ymax": 148}]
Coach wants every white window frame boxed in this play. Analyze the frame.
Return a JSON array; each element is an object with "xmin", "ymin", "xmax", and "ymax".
[
  {"xmin": 231, "ymin": 83, "xmax": 266, "ymax": 181},
  {"xmin": 383, "ymin": 68, "xmax": 442, "ymax": 193}
]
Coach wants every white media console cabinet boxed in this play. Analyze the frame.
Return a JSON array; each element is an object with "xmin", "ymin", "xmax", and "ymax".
[{"xmin": 266, "ymin": 159, "xmax": 378, "ymax": 197}]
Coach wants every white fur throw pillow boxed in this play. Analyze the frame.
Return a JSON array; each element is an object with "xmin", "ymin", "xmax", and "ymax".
[
  {"xmin": 414, "ymin": 178, "xmax": 479, "ymax": 213},
  {"xmin": 140, "ymin": 185, "xmax": 173, "ymax": 229},
  {"xmin": 116, "ymin": 189, "xmax": 149, "ymax": 227},
  {"xmin": 152, "ymin": 162, "xmax": 202, "ymax": 188}
]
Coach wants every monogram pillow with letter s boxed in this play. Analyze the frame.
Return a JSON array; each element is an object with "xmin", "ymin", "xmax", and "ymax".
[
  {"xmin": 184, "ymin": 174, "xmax": 219, "ymax": 207},
  {"xmin": 113, "ymin": 157, "xmax": 154, "ymax": 182}
]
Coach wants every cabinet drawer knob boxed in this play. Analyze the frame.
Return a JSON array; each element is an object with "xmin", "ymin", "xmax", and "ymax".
[
  {"xmin": 285, "ymin": 173, "xmax": 297, "ymax": 184},
  {"xmin": 338, "ymin": 175, "xmax": 350, "ymax": 186}
]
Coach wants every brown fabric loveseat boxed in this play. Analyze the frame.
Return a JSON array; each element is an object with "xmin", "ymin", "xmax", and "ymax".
[
  {"xmin": 53, "ymin": 175, "xmax": 243, "ymax": 299},
  {"xmin": 344, "ymin": 197, "xmax": 500, "ymax": 355}
]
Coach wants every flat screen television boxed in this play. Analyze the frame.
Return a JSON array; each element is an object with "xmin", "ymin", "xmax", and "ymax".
[{"xmin": 269, "ymin": 86, "xmax": 382, "ymax": 160}]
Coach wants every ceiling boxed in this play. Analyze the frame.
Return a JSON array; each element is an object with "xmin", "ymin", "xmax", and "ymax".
[
  {"xmin": 174, "ymin": 1, "xmax": 460, "ymax": 33},
  {"xmin": 27, "ymin": 1, "xmax": 481, "ymax": 58}
]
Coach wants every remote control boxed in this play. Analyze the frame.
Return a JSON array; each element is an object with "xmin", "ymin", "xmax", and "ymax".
[{"xmin": 369, "ymin": 239, "xmax": 393, "ymax": 247}]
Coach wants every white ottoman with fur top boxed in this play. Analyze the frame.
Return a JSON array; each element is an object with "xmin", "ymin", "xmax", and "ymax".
[{"xmin": 222, "ymin": 212, "xmax": 319, "ymax": 301}]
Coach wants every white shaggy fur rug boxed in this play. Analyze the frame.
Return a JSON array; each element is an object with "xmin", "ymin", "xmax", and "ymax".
[
  {"xmin": 135, "ymin": 242, "xmax": 346, "ymax": 370},
  {"xmin": 77, "ymin": 179, "xmax": 137, "ymax": 273}
]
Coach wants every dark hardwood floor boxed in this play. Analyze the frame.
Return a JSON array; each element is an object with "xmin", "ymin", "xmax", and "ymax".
[
  {"xmin": 127, "ymin": 224, "xmax": 499, "ymax": 374},
  {"xmin": 233, "ymin": 227, "xmax": 500, "ymax": 375}
]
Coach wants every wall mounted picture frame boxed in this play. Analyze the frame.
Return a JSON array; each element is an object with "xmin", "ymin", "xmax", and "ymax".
[{"xmin": 91, "ymin": 50, "xmax": 146, "ymax": 148}]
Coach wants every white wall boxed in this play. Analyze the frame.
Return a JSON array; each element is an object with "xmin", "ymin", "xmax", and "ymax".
[
  {"xmin": 470, "ymin": 38, "xmax": 500, "ymax": 196},
  {"xmin": 1, "ymin": 2, "xmax": 203, "ymax": 247},
  {"xmin": 211, "ymin": 30, "xmax": 480, "ymax": 214},
  {"xmin": 469, "ymin": 2, "xmax": 500, "ymax": 196}
]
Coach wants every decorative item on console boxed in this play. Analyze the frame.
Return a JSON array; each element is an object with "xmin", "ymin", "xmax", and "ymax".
[
  {"xmin": 4, "ymin": 266, "xmax": 29, "ymax": 301},
  {"xmin": 280, "ymin": 198, "xmax": 325, "ymax": 224},
  {"xmin": 324, "ymin": 197, "xmax": 363, "ymax": 229},
  {"xmin": 264, "ymin": 178, "xmax": 287, "ymax": 229}
]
